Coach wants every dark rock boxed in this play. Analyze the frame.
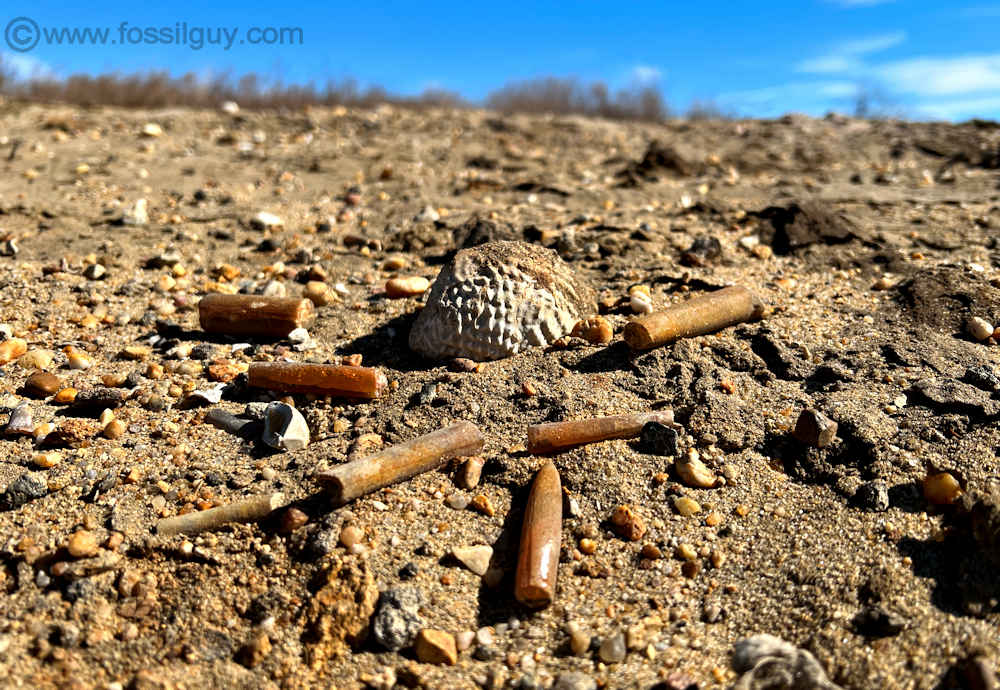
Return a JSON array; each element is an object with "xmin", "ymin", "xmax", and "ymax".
[
  {"xmin": 899, "ymin": 266, "xmax": 1000, "ymax": 332},
  {"xmin": 855, "ymin": 481, "xmax": 890, "ymax": 512},
  {"xmin": 453, "ymin": 215, "xmax": 516, "ymax": 250},
  {"xmin": 680, "ymin": 235, "xmax": 722, "ymax": 267},
  {"xmin": 793, "ymin": 409, "xmax": 838, "ymax": 448},
  {"xmin": 617, "ymin": 141, "xmax": 702, "ymax": 186},
  {"xmin": 751, "ymin": 200, "xmax": 861, "ymax": 254},
  {"xmin": 473, "ymin": 644, "xmax": 499, "ymax": 661},
  {"xmin": 189, "ymin": 344, "xmax": 216, "ymax": 360},
  {"xmin": 854, "ymin": 605, "xmax": 906, "ymax": 637},
  {"xmin": 399, "ymin": 562, "xmax": 419, "ymax": 580},
  {"xmin": 304, "ymin": 528, "xmax": 338, "ymax": 559},
  {"xmin": 641, "ymin": 421, "xmax": 679, "ymax": 457},
  {"xmin": 909, "ymin": 378, "xmax": 998, "ymax": 419},
  {"xmin": 371, "ymin": 586, "xmax": 425, "ymax": 651},
  {"xmin": 204, "ymin": 408, "xmax": 254, "ymax": 436},
  {"xmin": 69, "ymin": 388, "xmax": 126, "ymax": 415},
  {"xmin": 964, "ymin": 365, "xmax": 1000, "ymax": 394},
  {"xmin": 2, "ymin": 472, "xmax": 48, "ymax": 510}
]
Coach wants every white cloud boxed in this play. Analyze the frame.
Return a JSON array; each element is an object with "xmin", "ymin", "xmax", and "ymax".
[
  {"xmin": 797, "ymin": 31, "xmax": 907, "ymax": 74},
  {"xmin": 0, "ymin": 52, "xmax": 56, "ymax": 81},
  {"xmin": 875, "ymin": 54, "xmax": 1000, "ymax": 96},
  {"xmin": 719, "ymin": 80, "xmax": 855, "ymax": 107},
  {"xmin": 629, "ymin": 65, "xmax": 662, "ymax": 84},
  {"xmin": 838, "ymin": 31, "xmax": 908, "ymax": 55},
  {"xmin": 916, "ymin": 95, "xmax": 1000, "ymax": 120}
]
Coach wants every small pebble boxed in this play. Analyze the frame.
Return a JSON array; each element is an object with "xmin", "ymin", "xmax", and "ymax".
[
  {"xmin": 23, "ymin": 372, "xmax": 63, "ymax": 398},
  {"xmin": 611, "ymin": 505, "xmax": 646, "ymax": 541},
  {"xmin": 385, "ymin": 276, "xmax": 430, "ymax": 298},
  {"xmin": 598, "ymin": 632, "xmax": 627, "ymax": 663},
  {"xmin": 570, "ymin": 316, "xmax": 613, "ymax": 345},
  {"xmin": 340, "ymin": 525, "xmax": 363, "ymax": 548},
  {"xmin": 66, "ymin": 531, "xmax": 99, "ymax": 558},
  {"xmin": 923, "ymin": 472, "xmax": 962, "ymax": 506},
  {"xmin": 451, "ymin": 545, "xmax": 493, "ymax": 576},
  {"xmin": 792, "ymin": 409, "xmax": 838, "ymax": 448},
  {"xmin": 673, "ymin": 496, "xmax": 702, "ymax": 517},
  {"xmin": 968, "ymin": 316, "xmax": 994, "ymax": 341}
]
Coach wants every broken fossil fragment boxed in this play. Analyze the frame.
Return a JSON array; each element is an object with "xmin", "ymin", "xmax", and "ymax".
[
  {"xmin": 262, "ymin": 402, "xmax": 310, "ymax": 451},
  {"xmin": 409, "ymin": 241, "xmax": 596, "ymax": 361}
]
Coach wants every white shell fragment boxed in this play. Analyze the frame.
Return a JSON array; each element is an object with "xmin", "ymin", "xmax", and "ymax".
[
  {"xmin": 409, "ymin": 241, "xmax": 596, "ymax": 361},
  {"xmin": 122, "ymin": 198, "xmax": 149, "ymax": 226},
  {"xmin": 262, "ymin": 402, "xmax": 310, "ymax": 451}
]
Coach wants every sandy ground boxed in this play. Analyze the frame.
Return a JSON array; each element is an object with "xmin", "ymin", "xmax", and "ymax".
[{"xmin": 0, "ymin": 102, "xmax": 999, "ymax": 689}]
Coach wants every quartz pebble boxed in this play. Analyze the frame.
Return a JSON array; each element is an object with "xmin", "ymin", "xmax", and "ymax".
[
  {"xmin": 674, "ymin": 449, "xmax": 717, "ymax": 488},
  {"xmin": 553, "ymin": 673, "xmax": 598, "ymax": 690},
  {"xmin": 451, "ymin": 545, "xmax": 493, "ymax": 576},
  {"xmin": 457, "ymin": 456, "xmax": 484, "ymax": 489},
  {"xmin": 598, "ymin": 632, "xmax": 627, "ymax": 663},
  {"xmin": 250, "ymin": 212, "xmax": 283, "ymax": 230},
  {"xmin": 0, "ymin": 338, "xmax": 27, "ymax": 365}
]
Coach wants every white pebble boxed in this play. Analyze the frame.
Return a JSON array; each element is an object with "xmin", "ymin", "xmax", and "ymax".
[{"xmin": 967, "ymin": 316, "xmax": 994, "ymax": 341}]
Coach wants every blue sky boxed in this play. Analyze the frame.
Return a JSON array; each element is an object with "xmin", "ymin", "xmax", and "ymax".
[{"xmin": 2, "ymin": 1, "xmax": 999, "ymax": 120}]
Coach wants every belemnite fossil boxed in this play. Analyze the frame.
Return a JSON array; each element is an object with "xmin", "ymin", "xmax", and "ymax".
[{"xmin": 409, "ymin": 241, "xmax": 596, "ymax": 361}]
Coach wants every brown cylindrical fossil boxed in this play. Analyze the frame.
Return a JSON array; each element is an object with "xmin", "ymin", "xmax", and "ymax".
[
  {"xmin": 315, "ymin": 421, "xmax": 485, "ymax": 504},
  {"xmin": 515, "ymin": 461, "xmax": 562, "ymax": 608},
  {"xmin": 526, "ymin": 411, "xmax": 674, "ymax": 455},
  {"xmin": 155, "ymin": 492, "xmax": 285, "ymax": 536},
  {"xmin": 248, "ymin": 362, "xmax": 387, "ymax": 399},
  {"xmin": 198, "ymin": 294, "xmax": 315, "ymax": 337},
  {"xmin": 623, "ymin": 286, "xmax": 763, "ymax": 350}
]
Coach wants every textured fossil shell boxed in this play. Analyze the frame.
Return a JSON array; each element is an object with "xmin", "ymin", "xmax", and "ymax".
[{"xmin": 409, "ymin": 241, "xmax": 596, "ymax": 361}]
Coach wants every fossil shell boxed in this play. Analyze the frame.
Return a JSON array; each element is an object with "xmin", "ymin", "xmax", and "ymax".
[{"xmin": 409, "ymin": 241, "xmax": 596, "ymax": 361}]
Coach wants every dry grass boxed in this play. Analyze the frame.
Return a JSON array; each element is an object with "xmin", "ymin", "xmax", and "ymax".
[{"xmin": 0, "ymin": 63, "xmax": 682, "ymax": 120}]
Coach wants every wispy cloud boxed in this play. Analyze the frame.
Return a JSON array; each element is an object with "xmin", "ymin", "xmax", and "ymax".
[
  {"xmin": 719, "ymin": 80, "xmax": 855, "ymax": 108},
  {"xmin": 628, "ymin": 64, "xmax": 662, "ymax": 84},
  {"xmin": 874, "ymin": 54, "xmax": 1000, "ymax": 96},
  {"xmin": 797, "ymin": 31, "xmax": 907, "ymax": 74},
  {"xmin": 916, "ymin": 95, "xmax": 1000, "ymax": 120}
]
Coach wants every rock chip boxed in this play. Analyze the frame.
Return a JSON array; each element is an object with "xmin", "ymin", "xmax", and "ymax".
[
  {"xmin": 414, "ymin": 629, "xmax": 457, "ymax": 665},
  {"xmin": 2, "ymin": 472, "xmax": 48, "ymax": 510},
  {"xmin": 793, "ymin": 409, "xmax": 838, "ymax": 448}
]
